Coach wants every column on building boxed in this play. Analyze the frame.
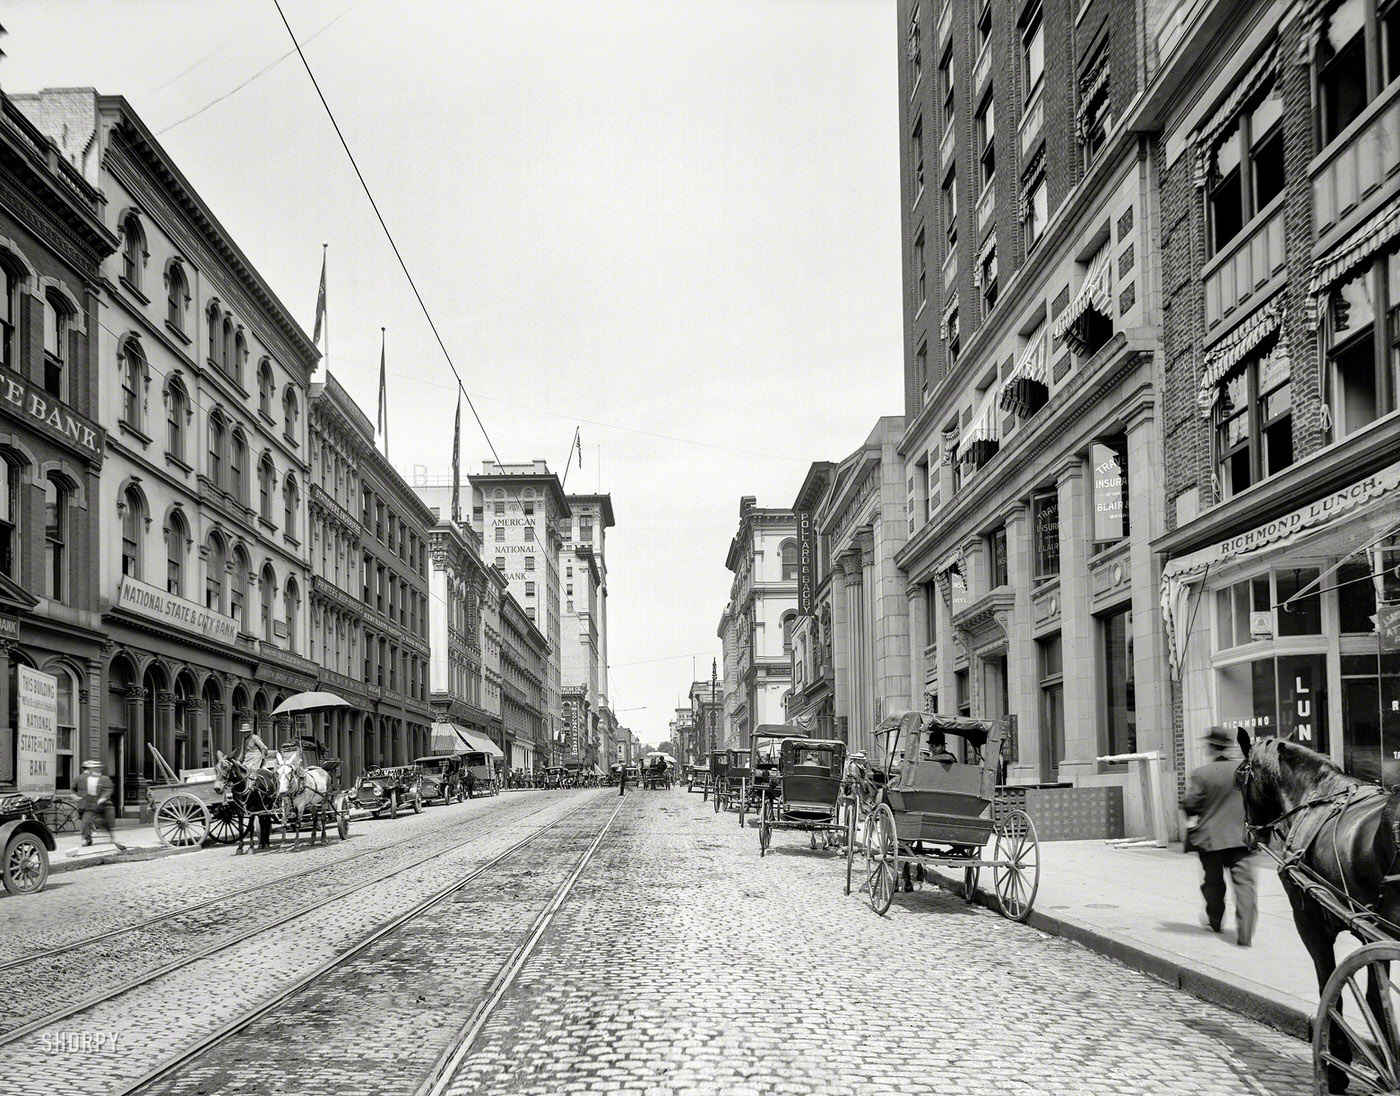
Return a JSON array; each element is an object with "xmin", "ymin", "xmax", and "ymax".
[
  {"xmin": 906, "ymin": 582, "xmax": 927, "ymax": 711},
  {"xmin": 1003, "ymin": 502, "xmax": 1038, "ymax": 782},
  {"xmin": 1126, "ymin": 403, "xmax": 1169, "ymax": 773},
  {"xmin": 1055, "ymin": 457, "xmax": 1096, "ymax": 779}
]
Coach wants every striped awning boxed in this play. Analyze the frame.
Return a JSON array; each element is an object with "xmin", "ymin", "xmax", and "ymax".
[
  {"xmin": 960, "ymin": 388, "xmax": 1002, "ymax": 451},
  {"xmin": 1309, "ymin": 201, "xmax": 1400, "ymax": 299},
  {"xmin": 1196, "ymin": 302, "xmax": 1283, "ymax": 415},
  {"xmin": 1075, "ymin": 58, "xmax": 1110, "ymax": 143},
  {"xmin": 973, "ymin": 231, "xmax": 997, "ymax": 287},
  {"xmin": 1052, "ymin": 243, "xmax": 1113, "ymax": 346},
  {"xmin": 938, "ymin": 290, "xmax": 959, "ymax": 341},
  {"xmin": 1000, "ymin": 327, "xmax": 1049, "ymax": 415},
  {"xmin": 1192, "ymin": 41, "xmax": 1278, "ymax": 189}
]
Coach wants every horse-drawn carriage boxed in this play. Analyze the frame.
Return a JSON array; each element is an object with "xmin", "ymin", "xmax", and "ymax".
[
  {"xmin": 847, "ymin": 711, "xmax": 1040, "ymax": 922},
  {"xmin": 757, "ymin": 738, "xmax": 847, "ymax": 856},
  {"xmin": 149, "ymin": 744, "xmax": 243, "ymax": 847},
  {"xmin": 715, "ymin": 748, "xmax": 752, "ymax": 818},
  {"xmin": 353, "ymin": 765, "xmax": 424, "ymax": 818}
]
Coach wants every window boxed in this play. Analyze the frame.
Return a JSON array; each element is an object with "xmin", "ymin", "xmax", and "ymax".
[
  {"xmin": 283, "ymin": 388, "xmax": 299, "ymax": 441},
  {"xmin": 1091, "ymin": 437, "xmax": 1130, "ymax": 542},
  {"xmin": 939, "ymin": 43, "xmax": 954, "ymax": 128},
  {"xmin": 525, "ymin": 581, "xmax": 536, "ymax": 597},
  {"xmin": 1326, "ymin": 255, "xmax": 1400, "ymax": 437},
  {"xmin": 231, "ymin": 548, "xmax": 249, "ymax": 630},
  {"xmin": 231, "ymin": 330, "xmax": 246, "ymax": 387},
  {"xmin": 167, "ymin": 380, "xmax": 187, "ymax": 463},
  {"xmin": 283, "ymin": 476, "xmax": 298, "ymax": 538},
  {"xmin": 1080, "ymin": 46, "xmax": 1112, "ymax": 166},
  {"xmin": 782, "ymin": 541, "xmax": 799, "ymax": 581},
  {"xmin": 916, "ymin": 340, "xmax": 930, "ymax": 400},
  {"xmin": 580, "ymin": 521, "xmax": 594, "ymax": 542},
  {"xmin": 285, "ymin": 580, "xmax": 300, "ymax": 654},
  {"xmin": 977, "ymin": 2, "xmax": 991, "ymax": 51},
  {"xmin": 121, "ymin": 487, "xmax": 142, "ymax": 578},
  {"xmin": 524, "ymin": 554, "xmax": 535, "ymax": 571},
  {"xmin": 259, "ymin": 456, "xmax": 276, "ymax": 521},
  {"xmin": 525, "ymin": 525, "xmax": 535, "ymax": 542},
  {"xmin": 948, "ymin": 305, "xmax": 961, "ymax": 366},
  {"xmin": 165, "ymin": 509, "xmax": 185, "ymax": 597},
  {"xmin": 221, "ymin": 317, "xmax": 234, "ymax": 378},
  {"xmin": 208, "ymin": 304, "xmax": 221, "ymax": 366},
  {"xmin": 495, "ymin": 525, "xmax": 505, "ymax": 542},
  {"xmin": 981, "ymin": 245, "xmax": 998, "ymax": 313},
  {"xmin": 1032, "ymin": 491, "xmax": 1059, "ymax": 580},
  {"xmin": 261, "ymin": 566, "xmax": 276, "ymax": 639},
  {"xmin": 1024, "ymin": 173, "xmax": 1048, "ymax": 252},
  {"xmin": 494, "ymin": 500, "xmax": 505, "ymax": 515},
  {"xmin": 911, "ymin": 115, "xmax": 925, "ymax": 197},
  {"xmin": 167, "ymin": 263, "xmax": 187, "ymax": 333},
  {"xmin": 1320, "ymin": 0, "xmax": 1370, "ymax": 145},
  {"xmin": 782, "ymin": 612, "xmax": 796, "ymax": 655},
  {"xmin": 120, "ymin": 213, "xmax": 143, "ymax": 290},
  {"xmin": 230, "ymin": 431, "xmax": 247, "ymax": 504},
  {"xmin": 44, "ymin": 475, "xmax": 66, "ymax": 600},
  {"xmin": 258, "ymin": 360, "xmax": 275, "ymax": 418},
  {"xmin": 1208, "ymin": 86, "xmax": 1283, "ymax": 255},
  {"xmin": 914, "ymin": 227, "xmax": 927, "ymax": 307},
  {"xmin": 989, "ymin": 526, "xmax": 1008, "ymax": 589},
  {"xmin": 1039, "ymin": 633, "xmax": 1064, "ymax": 772},
  {"xmin": 976, "ymin": 93, "xmax": 995, "ymax": 194},
  {"xmin": 206, "ymin": 534, "xmax": 225, "ymax": 613},
  {"xmin": 908, "ymin": 3, "xmax": 923, "ymax": 92},
  {"xmin": 1215, "ymin": 342, "xmax": 1293, "ymax": 497},
  {"xmin": 495, "ymin": 555, "xmax": 505, "ymax": 569},
  {"xmin": 1022, "ymin": 3, "xmax": 1045, "ymax": 99},
  {"xmin": 0, "ymin": 266, "xmax": 16, "ymax": 370},
  {"xmin": 941, "ymin": 171, "xmax": 957, "ymax": 251},
  {"xmin": 1101, "ymin": 607, "xmax": 1136, "ymax": 755},
  {"xmin": 121, "ymin": 341, "xmax": 144, "ymax": 430},
  {"xmin": 42, "ymin": 294, "xmax": 67, "ymax": 397},
  {"xmin": 207, "ymin": 413, "xmax": 225, "ymax": 489}
]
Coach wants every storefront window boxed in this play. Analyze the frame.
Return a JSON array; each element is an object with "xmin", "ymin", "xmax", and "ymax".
[
  {"xmin": 1101, "ymin": 607, "xmax": 1136, "ymax": 755},
  {"xmin": 1039, "ymin": 634, "xmax": 1064, "ymax": 775},
  {"xmin": 1091, "ymin": 438, "xmax": 1129, "ymax": 543},
  {"xmin": 1276, "ymin": 568, "xmax": 1323, "ymax": 636},
  {"xmin": 1033, "ymin": 492, "xmax": 1059, "ymax": 580},
  {"xmin": 1217, "ymin": 576, "xmax": 1273, "ymax": 648},
  {"xmin": 1339, "ymin": 555, "xmax": 1378, "ymax": 633},
  {"xmin": 990, "ymin": 526, "xmax": 1008, "ymax": 588}
]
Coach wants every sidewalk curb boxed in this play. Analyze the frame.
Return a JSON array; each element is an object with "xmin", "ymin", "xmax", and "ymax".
[
  {"xmin": 52, "ymin": 843, "xmax": 198, "ymax": 875},
  {"xmin": 929, "ymin": 870, "xmax": 1314, "ymax": 1042}
]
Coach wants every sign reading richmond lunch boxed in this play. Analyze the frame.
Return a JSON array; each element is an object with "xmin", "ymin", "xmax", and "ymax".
[
  {"xmin": 16, "ymin": 665, "xmax": 58, "ymax": 797},
  {"xmin": 117, "ymin": 576, "xmax": 240, "ymax": 645},
  {"xmin": 796, "ymin": 510, "xmax": 816, "ymax": 617}
]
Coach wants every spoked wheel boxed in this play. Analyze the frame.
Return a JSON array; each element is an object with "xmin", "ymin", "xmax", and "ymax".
[
  {"xmin": 336, "ymin": 796, "xmax": 351, "ymax": 841},
  {"xmin": 154, "ymin": 793, "xmax": 210, "ymax": 847},
  {"xmin": 207, "ymin": 801, "xmax": 243, "ymax": 845},
  {"xmin": 758, "ymin": 801, "xmax": 772, "ymax": 856},
  {"xmin": 963, "ymin": 863, "xmax": 980, "ymax": 904},
  {"xmin": 1314, "ymin": 941, "xmax": 1400, "ymax": 1095},
  {"xmin": 714, "ymin": 785, "xmax": 722, "ymax": 814},
  {"xmin": 389, "ymin": 792, "xmax": 399, "ymax": 820},
  {"xmin": 864, "ymin": 803, "xmax": 898, "ymax": 916},
  {"xmin": 844, "ymin": 801, "xmax": 858, "ymax": 896},
  {"xmin": 990, "ymin": 808, "xmax": 1040, "ymax": 922},
  {"xmin": 2, "ymin": 832, "xmax": 49, "ymax": 894},
  {"xmin": 412, "ymin": 793, "xmax": 422, "ymax": 815},
  {"xmin": 739, "ymin": 794, "xmax": 747, "ymax": 829}
]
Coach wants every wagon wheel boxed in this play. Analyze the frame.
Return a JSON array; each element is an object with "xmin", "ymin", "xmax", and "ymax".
[
  {"xmin": 389, "ymin": 791, "xmax": 399, "ymax": 820},
  {"xmin": 865, "ymin": 803, "xmax": 898, "ymax": 916},
  {"xmin": 738, "ymin": 790, "xmax": 747, "ymax": 830},
  {"xmin": 991, "ymin": 808, "xmax": 1040, "ymax": 922},
  {"xmin": 758, "ymin": 799, "xmax": 772, "ymax": 856},
  {"xmin": 713, "ymin": 783, "xmax": 722, "ymax": 814},
  {"xmin": 844, "ymin": 799, "xmax": 858, "ymax": 895},
  {"xmin": 963, "ymin": 861, "xmax": 981, "ymax": 904},
  {"xmin": 207, "ymin": 800, "xmax": 243, "ymax": 845},
  {"xmin": 154, "ymin": 793, "xmax": 210, "ymax": 847},
  {"xmin": 2, "ymin": 831, "xmax": 49, "ymax": 895},
  {"xmin": 412, "ymin": 791, "xmax": 422, "ymax": 814},
  {"xmin": 37, "ymin": 797, "xmax": 81, "ymax": 834},
  {"xmin": 1313, "ymin": 941, "xmax": 1400, "ymax": 1095}
]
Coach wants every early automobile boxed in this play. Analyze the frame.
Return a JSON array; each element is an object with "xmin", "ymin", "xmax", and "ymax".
[
  {"xmin": 0, "ymin": 793, "xmax": 56, "ymax": 895},
  {"xmin": 413, "ymin": 754, "xmax": 463, "ymax": 805},
  {"xmin": 352, "ymin": 765, "xmax": 424, "ymax": 819}
]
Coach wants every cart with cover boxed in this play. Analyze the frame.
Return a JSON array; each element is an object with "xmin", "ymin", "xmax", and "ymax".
[
  {"xmin": 850, "ymin": 711, "xmax": 1039, "ymax": 921},
  {"xmin": 757, "ymin": 738, "xmax": 847, "ymax": 855},
  {"xmin": 462, "ymin": 750, "xmax": 501, "ymax": 796}
]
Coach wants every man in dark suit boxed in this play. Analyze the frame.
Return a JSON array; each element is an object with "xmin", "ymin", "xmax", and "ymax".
[
  {"xmin": 72, "ymin": 759, "xmax": 125, "ymax": 850},
  {"xmin": 1181, "ymin": 725, "xmax": 1255, "ymax": 946}
]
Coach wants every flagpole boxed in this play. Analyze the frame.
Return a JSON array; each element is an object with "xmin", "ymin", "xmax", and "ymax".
[
  {"xmin": 322, "ymin": 243, "xmax": 328, "ymax": 379},
  {"xmin": 378, "ymin": 326, "xmax": 388, "ymax": 459}
]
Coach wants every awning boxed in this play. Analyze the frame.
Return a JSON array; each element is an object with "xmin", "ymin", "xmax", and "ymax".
[
  {"xmin": 973, "ymin": 231, "xmax": 997, "ymax": 288},
  {"xmin": 1159, "ymin": 461, "xmax": 1400, "ymax": 679},
  {"xmin": 1000, "ymin": 326, "xmax": 1048, "ymax": 416},
  {"xmin": 938, "ymin": 290, "xmax": 959, "ymax": 342},
  {"xmin": 959, "ymin": 388, "xmax": 1001, "ymax": 452},
  {"xmin": 1309, "ymin": 201, "xmax": 1400, "ymax": 301},
  {"xmin": 1075, "ymin": 57, "xmax": 1110, "ymax": 143},
  {"xmin": 432, "ymin": 721, "xmax": 504, "ymax": 759},
  {"xmin": 1051, "ymin": 242, "xmax": 1113, "ymax": 348},
  {"xmin": 1192, "ymin": 41, "xmax": 1278, "ymax": 188},
  {"xmin": 1196, "ymin": 302, "xmax": 1284, "ymax": 416}
]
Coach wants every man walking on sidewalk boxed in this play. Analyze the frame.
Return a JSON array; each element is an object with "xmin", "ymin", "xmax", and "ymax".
[
  {"xmin": 1181, "ymin": 726, "xmax": 1256, "ymax": 946},
  {"xmin": 72, "ymin": 760, "xmax": 126, "ymax": 851}
]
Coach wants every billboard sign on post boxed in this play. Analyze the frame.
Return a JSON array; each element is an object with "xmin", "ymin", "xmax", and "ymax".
[
  {"xmin": 17, "ymin": 665, "xmax": 58, "ymax": 797},
  {"xmin": 796, "ymin": 510, "xmax": 816, "ymax": 616}
]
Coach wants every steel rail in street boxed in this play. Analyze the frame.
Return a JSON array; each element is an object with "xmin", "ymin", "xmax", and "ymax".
[
  {"xmin": 113, "ymin": 793, "xmax": 623, "ymax": 1096},
  {"xmin": 0, "ymin": 794, "xmax": 562, "ymax": 975},
  {"xmin": 0, "ymin": 793, "xmax": 591, "ymax": 1048}
]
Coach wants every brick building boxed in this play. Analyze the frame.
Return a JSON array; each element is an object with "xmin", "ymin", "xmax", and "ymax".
[
  {"xmin": 498, "ymin": 587, "xmax": 549, "ymax": 771},
  {"xmin": 0, "ymin": 92, "xmax": 116, "ymax": 795},
  {"xmin": 894, "ymin": 1, "xmax": 1169, "ymax": 832},
  {"xmin": 560, "ymin": 492, "xmax": 614, "ymax": 772}
]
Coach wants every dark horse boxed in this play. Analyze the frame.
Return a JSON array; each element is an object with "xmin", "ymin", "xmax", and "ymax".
[
  {"xmin": 1236, "ymin": 729, "xmax": 1400, "ymax": 1092},
  {"xmin": 213, "ymin": 751, "xmax": 277, "ymax": 853}
]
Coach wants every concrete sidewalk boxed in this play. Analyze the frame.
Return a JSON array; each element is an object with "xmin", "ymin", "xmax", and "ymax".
[{"xmin": 954, "ymin": 839, "xmax": 1341, "ymax": 1040}]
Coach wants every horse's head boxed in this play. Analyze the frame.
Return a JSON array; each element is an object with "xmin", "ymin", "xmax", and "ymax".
[
  {"xmin": 213, "ymin": 751, "xmax": 243, "ymax": 794},
  {"xmin": 274, "ymin": 757, "xmax": 304, "ymax": 801},
  {"xmin": 1235, "ymin": 727, "xmax": 1350, "ymax": 841}
]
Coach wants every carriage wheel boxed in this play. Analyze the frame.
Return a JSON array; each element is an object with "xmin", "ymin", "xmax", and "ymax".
[
  {"xmin": 738, "ymin": 793, "xmax": 747, "ymax": 830},
  {"xmin": 412, "ymin": 793, "xmax": 422, "ymax": 815},
  {"xmin": 844, "ymin": 801, "xmax": 858, "ymax": 895},
  {"xmin": 758, "ymin": 801, "xmax": 771, "ymax": 856},
  {"xmin": 2, "ymin": 832, "xmax": 49, "ymax": 895},
  {"xmin": 865, "ymin": 804, "xmax": 898, "ymax": 916},
  {"xmin": 991, "ymin": 808, "xmax": 1040, "ymax": 922},
  {"xmin": 154, "ymin": 793, "xmax": 210, "ymax": 847},
  {"xmin": 389, "ymin": 792, "xmax": 399, "ymax": 820},
  {"xmin": 1313, "ymin": 941, "xmax": 1400, "ymax": 1095},
  {"xmin": 963, "ymin": 863, "xmax": 980, "ymax": 904},
  {"xmin": 207, "ymin": 801, "xmax": 242, "ymax": 845},
  {"xmin": 713, "ymin": 784, "xmax": 721, "ymax": 814}
]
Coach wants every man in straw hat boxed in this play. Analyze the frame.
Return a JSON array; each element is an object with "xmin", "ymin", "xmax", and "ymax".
[
  {"xmin": 71, "ymin": 759, "xmax": 125, "ymax": 851},
  {"xmin": 1181, "ymin": 725, "xmax": 1255, "ymax": 946}
]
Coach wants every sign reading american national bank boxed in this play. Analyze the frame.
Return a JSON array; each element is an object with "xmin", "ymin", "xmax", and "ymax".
[
  {"xmin": 116, "ymin": 576, "xmax": 240, "ymax": 645},
  {"xmin": 1, "ymin": 374, "xmax": 104, "ymax": 466}
]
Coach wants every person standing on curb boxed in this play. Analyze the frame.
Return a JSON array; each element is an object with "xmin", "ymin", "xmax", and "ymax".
[
  {"xmin": 72, "ymin": 759, "xmax": 126, "ymax": 851},
  {"xmin": 618, "ymin": 762, "xmax": 627, "ymax": 797},
  {"xmin": 464, "ymin": 767, "xmax": 477, "ymax": 800},
  {"xmin": 1181, "ymin": 725, "xmax": 1256, "ymax": 947}
]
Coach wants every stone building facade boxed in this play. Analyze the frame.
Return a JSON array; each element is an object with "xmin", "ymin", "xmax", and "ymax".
[{"xmin": 498, "ymin": 587, "xmax": 549, "ymax": 770}]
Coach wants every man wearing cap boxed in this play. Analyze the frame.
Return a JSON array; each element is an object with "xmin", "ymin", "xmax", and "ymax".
[
  {"xmin": 1181, "ymin": 725, "xmax": 1255, "ymax": 946},
  {"xmin": 71, "ymin": 760, "xmax": 125, "ymax": 851}
]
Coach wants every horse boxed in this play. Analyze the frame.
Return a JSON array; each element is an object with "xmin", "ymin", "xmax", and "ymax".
[
  {"xmin": 213, "ymin": 751, "xmax": 277, "ymax": 853},
  {"xmin": 272, "ymin": 750, "xmax": 333, "ymax": 844},
  {"xmin": 1235, "ymin": 729, "xmax": 1400, "ymax": 1092}
]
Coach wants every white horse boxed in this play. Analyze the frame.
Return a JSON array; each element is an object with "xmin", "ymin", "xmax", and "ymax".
[{"xmin": 273, "ymin": 750, "xmax": 332, "ymax": 844}]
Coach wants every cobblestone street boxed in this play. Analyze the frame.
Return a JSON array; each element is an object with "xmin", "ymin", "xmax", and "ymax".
[{"xmin": 8, "ymin": 788, "xmax": 1314, "ymax": 1096}]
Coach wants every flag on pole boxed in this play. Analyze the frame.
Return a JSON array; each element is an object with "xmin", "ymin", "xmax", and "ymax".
[
  {"xmin": 376, "ymin": 327, "xmax": 388, "ymax": 457},
  {"xmin": 575, "ymin": 429, "xmax": 583, "ymax": 467},
  {"xmin": 312, "ymin": 247, "xmax": 327, "ymax": 347},
  {"xmin": 451, "ymin": 394, "xmax": 462, "ymax": 524}
]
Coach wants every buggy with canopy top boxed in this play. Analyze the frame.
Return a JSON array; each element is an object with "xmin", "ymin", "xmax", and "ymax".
[
  {"xmin": 757, "ymin": 738, "xmax": 846, "ymax": 855},
  {"xmin": 715, "ymin": 749, "xmax": 751, "ymax": 816},
  {"xmin": 743, "ymin": 725, "xmax": 811, "ymax": 829},
  {"xmin": 848, "ymin": 710, "xmax": 1039, "ymax": 921},
  {"xmin": 708, "ymin": 750, "xmax": 729, "ymax": 810}
]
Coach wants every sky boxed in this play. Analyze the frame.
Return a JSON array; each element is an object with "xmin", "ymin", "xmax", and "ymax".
[{"xmin": 3, "ymin": 0, "xmax": 904, "ymax": 745}]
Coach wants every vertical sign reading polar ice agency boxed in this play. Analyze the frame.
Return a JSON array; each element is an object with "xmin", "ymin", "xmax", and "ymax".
[
  {"xmin": 796, "ymin": 510, "xmax": 816, "ymax": 617},
  {"xmin": 17, "ymin": 665, "xmax": 58, "ymax": 797}
]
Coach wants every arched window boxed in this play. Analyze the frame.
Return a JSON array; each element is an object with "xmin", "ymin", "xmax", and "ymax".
[
  {"xmin": 0, "ymin": 453, "xmax": 20, "ymax": 580},
  {"xmin": 259, "ymin": 454, "xmax": 275, "ymax": 521},
  {"xmin": 207, "ymin": 303, "xmax": 220, "ymax": 365},
  {"xmin": 782, "ymin": 612, "xmax": 796, "ymax": 656},
  {"xmin": 205, "ymin": 532, "xmax": 226, "ymax": 613},
  {"xmin": 166, "ymin": 262, "xmax": 187, "ymax": 333},
  {"xmin": 167, "ymin": 378, "xmax": 187, "ymax": 462},
  {"xmin": 44, "ymin": 474, "xmax": 68, "ymax": 601},
  {"xmin": 283, "ymin": 474, "xmax": 299, "ymax": 539},
  {"xmin": 282, "ymin": 387, "xmax": 299, "ymax": 441},
  {"xmin": 232, "ymin": 329, "xmax": 247, "ymax": 387},
  {"xmin": 121, "ymin": 339, "xmax": 145, "ymax": 429},
  {"xmin": 50, "ymin": 664, "xmax": 77, "ymax": 788},
  {"xmin": 42, "ymin": 292, "xmax": 68, "ymax": 398},
  {"xmin": 260, "ymin": 564, "xmax": 276, "ymax": 639},
  {"xmin": 285, "ymin": 578, "xmax": 300, "ymax": 654},
  {"xmin": 120, "ymin": 486, "xmax": 144, "ymax": 578},
  {"xmin": 231, "ymin": 546, "xmax": 249, "ymax": 630},
  {"xmin": 0, "ymin": 263, "xmax": 17, "ymax": 369},
  {"xmin": 221, "ymin": 316, "xmax": 234, "ymax": 378},
  {"xmin": 230, "ymin": 429, "xmax": 247, "ymax": 504},
  {"xmin": 258, "ymin": 360, "xmax": 275, "ymax": 418},
  {"xmin": 120, "ymin": 212, "xmax": 144, "ymax": 290},
  {"xmin": 207, "ymin": 412, "xmax": 226, "ymax": 489},
  {"xmin": 781, "ymin": 540, "xmax": 799, "ymax": 582},
  {"xmin": 166, "ymin": 508, "xmax": 187, "ymax": 597}
]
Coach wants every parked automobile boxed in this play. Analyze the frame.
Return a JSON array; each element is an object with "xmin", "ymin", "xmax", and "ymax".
[
  {"xmin": 352, "ymin": 765, "xmax": 424, "ymax": 819},
  {"xmin": 412, "ymin": 755, "xmax": 462, "ymax": 805},
  {"xmin": 0, "ymin": 793, "xmax": 56, "ymax": 895}
]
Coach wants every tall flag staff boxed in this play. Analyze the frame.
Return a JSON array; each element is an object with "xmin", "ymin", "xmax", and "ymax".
[
  {"xmin": 375, "ymin": 326, "xmax": 388, "ymax": 457},
  {"xmin": 312, "ymin": 243, "xmax": 328, "ymax": 379},
  {"xmin": 561, "ymin": 425, "xmax": 583, "ymax": 487},
  {"xmin": 451, "ymin": 393, "xmax": 462, "ymax": 524}
]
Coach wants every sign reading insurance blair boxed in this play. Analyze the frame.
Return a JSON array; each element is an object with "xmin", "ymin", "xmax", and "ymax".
[{"xmin": 117, "ymin": 576, "xmax": 240, "ymax": 645}]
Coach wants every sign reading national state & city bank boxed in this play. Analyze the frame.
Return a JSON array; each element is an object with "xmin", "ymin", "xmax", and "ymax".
[
  {"xmin": 1, "ymin": 374, "xmax": 104, "ymax": 466},
  {"xmin": 117, "ymin": 576, "xmax": 240, "ymax": 645}
]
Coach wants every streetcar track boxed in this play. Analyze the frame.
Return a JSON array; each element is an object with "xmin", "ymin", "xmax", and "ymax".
[
  {"xmin": 115, "ymin": 792, "xmax": 623, "ymax": 1096},
  {"xmin": 0, "ymin": 793, "xmax": 559, "ymax": 974},
  {"xmin": 0, "ymin": 792, "xmax": 596, "ymax": 1048}
]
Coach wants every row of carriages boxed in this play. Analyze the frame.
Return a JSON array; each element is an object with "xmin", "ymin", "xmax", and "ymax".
[{"xmin": 686, "ymin": 711, "xmax": 1041, "ymax": 921}]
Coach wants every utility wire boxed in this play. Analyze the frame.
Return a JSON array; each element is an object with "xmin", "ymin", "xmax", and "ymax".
[{"xmin": 270, "ymin": 0, "xmax": 501, "ymax": 467}]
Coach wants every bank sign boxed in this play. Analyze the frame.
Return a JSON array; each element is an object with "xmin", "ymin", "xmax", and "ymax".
[
  {"xmin": 16, "ymin": 665, "xmax": 57, "ymax": 797},
  {"xmin": 117, "ymin": 576, "xmax": 240, "ymax": 645},
  {"xmin": 0, "ymin": 374, "xmax": 104, "ymax": 466}
]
